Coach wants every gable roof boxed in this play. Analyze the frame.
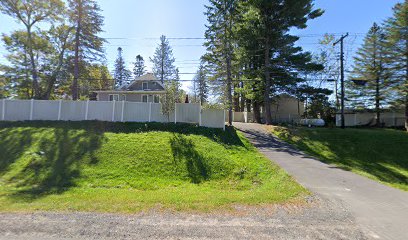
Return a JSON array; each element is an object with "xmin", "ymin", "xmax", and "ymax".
[{"xmin": 126, "ymin": 73, "xmax": 164, "ymax": 90}]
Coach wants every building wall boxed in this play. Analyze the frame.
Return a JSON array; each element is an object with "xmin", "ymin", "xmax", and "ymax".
[
  {"xmin": 128, "ymin": 81, "xmax": 164, "ymax": 91},
  {"xmin": 97, "ymin": 93, "xmax": 162, "ymax": 102},
  {"xmin": 271, "ymin": 95, "xmax": 304, "ymax": 116}
]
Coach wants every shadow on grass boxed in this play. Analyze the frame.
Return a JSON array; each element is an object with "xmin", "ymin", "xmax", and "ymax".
[
  {"xmin": 3, "ymin": 126, "xmax": 105, "ymax": 200},
  {"xmin": 0, "ymin": 121, "xmax": 245, "ymax": 148},
  {"xmin": 285, "ymin": 128, "xmax": 408, "ymax": 189},
  {"xmin": 170, "ymin": 134, "xmax": 210, "ymax": 184},
  {"xmin": 0, "ymin": 128, "xmax": 37, "ymax": 175}
]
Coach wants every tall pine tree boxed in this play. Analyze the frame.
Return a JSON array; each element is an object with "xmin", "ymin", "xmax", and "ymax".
[
  {"xmin": 203, "ymin": 0, "xmax": 239, "ymax": 125},
  {"xmin": 349, "ymin": 23, "xmax": 390, "ymax": 126},
  {"xmin": 68, "ymin": 0, "xmax": 106, "ymax": 100},
  {"xmin": 244, "ymin": 0, "xmax": 323, "ymax": 124},
  {"xmin": 150, "ymin": 35, "xmax": 176, "ymax": 83},
  {"xmin": 191, "ymin": 63, "xmax": 209, "ymax": 104},
  {"xmin": 383, "ymin": 1, "xmax": 408, "ymax": 131},
  {"xmin": 133, "ymin": 55, "xmax": 146, "ymax": 78},
  {"xmin": 113, "ymin": 47, "xmax": 131, "ymax": 88}
]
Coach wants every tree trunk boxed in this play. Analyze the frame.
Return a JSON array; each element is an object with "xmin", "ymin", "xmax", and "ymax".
[
  {"xmin": 240, "ymin": 92, "xmax": 245, "ymax": 112},
  {"xmin": 72, "ymin": 0, "xmax": 82, "ymax": 100},
  {"xmin": 26, "ymin": 26, "xmax": 40, "ymax": 99},
  {"xmin": 233, "ymin": 84, "xmax": 240, "ymax": 112},
  {"xmin": 375, "ymin": 76, "xmax": 381, "ymax": 127},
  {"xmin": 246, "ymin": 99, "xmax": 251, "ymax": 112},
  {"xmin": 263, "ymin": 34, "xmax": 272, "ymax": 124},
  {"xmin": 405, "ymin": 93, "xmax": 408, "ymax": 131},
  {"xmin": 253, "ymin": 101, "xmax": 262, "ymax": 123}
]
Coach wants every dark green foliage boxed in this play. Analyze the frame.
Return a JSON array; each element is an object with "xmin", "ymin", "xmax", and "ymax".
[
  {"xmin": 349, "ymin": 23, "xmax": 391, "ymax": 126},
  {"xmin": 383, "ymin": 2, "xmax": 408, "ymax": 131},
  {"xmin": 191, "ymin": 63, "xmax": 209, "ymax": 104},
  {"xmin": 150, "ymin": 35, "xmax": 177, "ymax": 83},
  {"xmin": 68, "ymin": 0, "xmax": 106, "ymax": 99},
  {"xmin": 113, "ymin": 47, "xmax": 131, "ymax": 88},
  {"xmin": 133, "ymin": 55, "xmax": 146, "ymax": 78}
]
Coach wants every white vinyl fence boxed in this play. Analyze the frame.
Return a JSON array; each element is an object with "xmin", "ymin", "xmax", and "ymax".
[
  {"xmin": 0, "ymin": 100, "xmax": 225, "ymax": 129},
  {"xmin": 336, "ymin": 112, "xmax": 405, "ymax": 127}
]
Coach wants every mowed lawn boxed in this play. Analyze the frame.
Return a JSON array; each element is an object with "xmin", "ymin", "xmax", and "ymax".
[
  {"xmin": 0, "ymin": 121, "xmax": 306, "ymax": 213},
  {"xmin": 270, "ymin": 126, "xmax": 408, "ymax": 191}
]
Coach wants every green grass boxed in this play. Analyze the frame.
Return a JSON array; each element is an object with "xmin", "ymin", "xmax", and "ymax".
[
  {"xmin": 270, "ymin": 126, "xmax": 408, "ymax": 191},
  {"xmin": 0, "ymin": 121, "xmax": 306, "ymax": 213}
]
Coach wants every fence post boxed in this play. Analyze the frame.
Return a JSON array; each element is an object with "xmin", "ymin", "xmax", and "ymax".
[
  {"xmin": 57, "ymin": 100, "xmax": 62, "ymax": 121},
  {"xmin": 85, "ymin": 100, "xmax": 89, "ymax": 120},
  {"xmin": 354, "ymin": 113, "xmax": 357, "ymax": 126},
  {"xmin": 121, "ymin": 100, "xmax": 125, "ymax": 122},
  {"xmin": 1, "ymin": 99, "xmax": 5, "ymax": 121},
  {"xmin": 149, "ymin": 102, "xmax": 152, "ymax": 122},
  {"xmin": 174, "ymin": 103, "xmax": 177, "ymax": 124},
  {"xmin": 112, "ymin": 100, "xmax": 116, "ymax": 122},
  {"xmin": 29, "ymin": 99, "xmax": 34, "ymax": 120}
]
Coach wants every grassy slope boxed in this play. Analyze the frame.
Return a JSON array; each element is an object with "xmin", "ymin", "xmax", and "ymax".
[
  {"xmin": 270, "ymin": 126, "xmax": 408, "ymax": 191},
  {"xmin": 0, "ymin": 121, "xmax": 306, "ymax": 213}
]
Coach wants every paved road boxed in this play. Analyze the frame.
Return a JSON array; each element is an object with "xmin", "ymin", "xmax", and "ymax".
[
  {"xmin": 0, "ymin": 201, "xmax": 365, "ymax": 240},
  {"xmin": 234, "ymin": 123, "xmax": 408, "ymax": 240}
]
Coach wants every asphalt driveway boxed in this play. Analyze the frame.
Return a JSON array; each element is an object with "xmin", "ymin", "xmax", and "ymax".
[{"xmin": 234, "ymin": 122, "xmax": 408, "ymax": 240}]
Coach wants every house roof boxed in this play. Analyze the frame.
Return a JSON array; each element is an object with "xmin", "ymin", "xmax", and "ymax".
[{"xmin": 126, "ymin": 73, "xmax": 164, "ymax": 90}]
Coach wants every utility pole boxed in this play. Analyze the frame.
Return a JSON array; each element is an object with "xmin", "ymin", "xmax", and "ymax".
[{"xmin": 333, "ymin": 33, "xmax": 348, "ymax": 129}]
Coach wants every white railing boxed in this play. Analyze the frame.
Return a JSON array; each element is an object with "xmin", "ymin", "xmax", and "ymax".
[{"xmin": 0, "ymin": 99, "xmax": 225, "ymax": 130}]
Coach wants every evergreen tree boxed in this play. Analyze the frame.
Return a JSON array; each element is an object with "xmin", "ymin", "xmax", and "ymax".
[
  {"xmin": 349, "ymin": 23, "xmax": 390, "ymax": 126},
  {"xmin": 203, "ymin": 0, "xmax": 239, "ymax": 125},
  {"xmin": 244, "ymin": 0, "xmax": 323, "ymax": 124},
  {"xmin": 191, "ymin": 64, "xmax": 209, "ymax": 104},
  {"xmin": 68, "ymin": 0, "xmax": 106, "ymax": 100},
  {"xmin": 150, "ymin": 35, "xmax": 176, "ymax": 83},
  {"xmin": 383, "ymin": 2, "xmax": 408, "ymax": 131},
  {"xmin": 133, "ymin": 55, "xmax": 146, "ymax": 78},
  {"xmin": 113, "ymin": 47, "xmax": 131, "ymax": 88}
]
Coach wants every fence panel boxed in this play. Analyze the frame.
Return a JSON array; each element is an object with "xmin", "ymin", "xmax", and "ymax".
[
  {"xmin": 60, "ymin": 101, "xmax": 87, "ymax": 121},
  {"xmin": 176, "ymin": 103, "xmax": 200, "ymax": 123},
  {"xmin": 201, "ymin": 109, "xmax": 225, "ymax": 129},
  {"xmin": 113, "ymin": 101, "xmax": 124, "ymax": 122},
  {"xmin": 4, "ymin": 100, "xmax": 31, "ymax": 121},
  {"xmin": 0, "ymin": 100, "xmax": 226, "ymax": 129},
  {"xmin": 87, "ymin": 101, "xmax": 114, "ymax": 121},
  {"xmin": 150, "ymin": 103, "xmax": 173, "ymax": 123},
  {"xmin": 123, "ymin": 102, "xmax": 150, "ymax": 122},
  {"xmin": 33, "ymin": 100, "xmax": 59, "ymax": 121}
]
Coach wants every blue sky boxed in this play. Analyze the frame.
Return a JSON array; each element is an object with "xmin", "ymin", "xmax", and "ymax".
[{"xmin": 0, "ymin": 0, "xmax": 402, "ymax": 90}]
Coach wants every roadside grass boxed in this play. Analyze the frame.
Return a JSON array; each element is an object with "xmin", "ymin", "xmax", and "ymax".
[
  {"xmin": 0, "ymin": 121, "xmax": 307, "ymax": 213},
  {"xmin": 270, "ymin": 126, "xmax": 408, "ymax": 191}
]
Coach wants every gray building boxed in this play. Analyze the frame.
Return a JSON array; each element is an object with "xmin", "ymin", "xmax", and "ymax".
[{"xmin": 95, "ymin": 73, "xmax": 165, "ymax": 102}]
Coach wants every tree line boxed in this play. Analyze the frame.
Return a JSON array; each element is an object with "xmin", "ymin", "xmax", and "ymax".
[
  {"xmin": 202, "ymin": 0, "xmax": 407, "ymax": 130},
  {"xmin": 348, "ymin": 2, "xmax": 407, "ymax": 129}
]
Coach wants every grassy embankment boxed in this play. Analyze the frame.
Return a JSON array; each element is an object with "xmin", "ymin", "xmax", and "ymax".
[
  {"xmin": 270, "ymin": 126, "xmax": 408, "ymax": 191},
  {"xmin": 0, "ymin": 121, "xmax": 307, "ymax": 213}
]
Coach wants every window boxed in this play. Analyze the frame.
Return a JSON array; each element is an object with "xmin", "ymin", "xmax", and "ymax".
[
  {"xmin": 142, "ymin": 95, "xmax": 148, "ymax": 102},
  {"xmin": 109, "ymin": 94, "xmax": 119, "ymax": 101},
  {"xmin": 154, "ymin": 95, "xmax": 160, "ymax": 103},
  {"xmin": 142, "ymin": 82, "xmax": 148, "ymax": 90},
  {"xmin": 121, "ymin": 94, "xmax": 126, "ymax": 101}
]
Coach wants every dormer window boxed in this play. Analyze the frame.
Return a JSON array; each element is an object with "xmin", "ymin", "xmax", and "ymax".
[{"xmin": 142, "ymin": 82, "xmax": 148, "ymax": 90}]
